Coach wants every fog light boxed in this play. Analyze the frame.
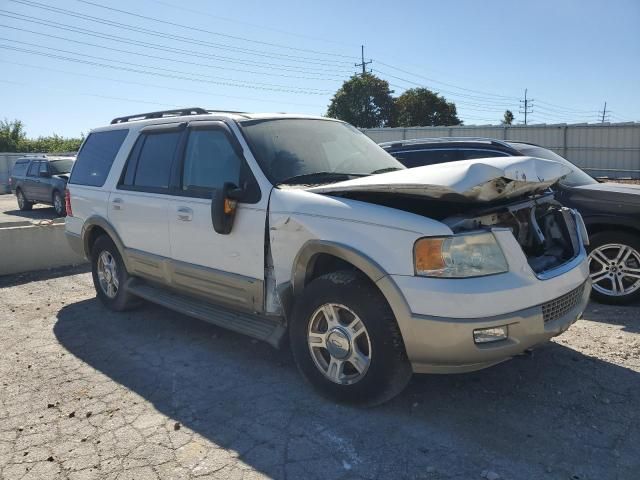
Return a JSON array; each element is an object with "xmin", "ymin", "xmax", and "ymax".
[{"xmin": 473, "ymin": 326, "xmax": 508, "ymax": 344}]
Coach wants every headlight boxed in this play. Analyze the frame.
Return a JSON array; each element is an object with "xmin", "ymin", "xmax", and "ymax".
[{"xmin": 414, "ymin": 232, "xmax": 508, "ymax": 278}]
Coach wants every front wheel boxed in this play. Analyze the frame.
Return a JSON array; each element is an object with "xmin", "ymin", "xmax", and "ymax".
[
  {"xmin": 16, "ymin": 189, "xmax": 33, "ymax": 211},
  {"xmin": 588, "ymin": 231, "xmax": 640, "ymax": 305},
  {"xmin": 290, "ymin": 271, "xmax": 412, "ymax": 406}
]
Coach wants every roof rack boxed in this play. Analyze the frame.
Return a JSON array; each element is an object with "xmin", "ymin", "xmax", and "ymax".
[
  {"xmin": 379, "ymin": 136, "xmax": 514, "ymax": 149},
  {"xmin": 110, "ymin": 107, "xmax": 247, "ymax": 124}
]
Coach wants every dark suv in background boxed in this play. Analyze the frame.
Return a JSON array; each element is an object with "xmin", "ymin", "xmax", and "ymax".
[
  {"xmin": 9, "ymin": 155, "xmax": 75, "ymax": 217},
  {"xmin": 382, "ymin": 138, "xmax": 640, "ymax": 305}
]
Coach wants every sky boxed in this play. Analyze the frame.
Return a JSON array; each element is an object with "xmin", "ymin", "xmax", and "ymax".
[{"xmin": 0, "ymin": 0, "xmax": 639, "ymax": 137}]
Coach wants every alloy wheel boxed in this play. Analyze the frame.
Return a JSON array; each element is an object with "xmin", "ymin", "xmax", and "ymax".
[
  {"xmin": 589, "ymin": 243, "xmax": 640, "ymax": 297},
  {"xmin": 97, "ymin": 250, "xmax": 119, "ymax": 299},
  {"xmin": 307, "ymin": 303, "xmax": 372, "ymax": 385}
]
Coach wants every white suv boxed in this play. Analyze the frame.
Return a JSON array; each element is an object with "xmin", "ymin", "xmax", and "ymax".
[{"xmin": 65, "ymin": 107, "xmax": 590, "ymax": 405}]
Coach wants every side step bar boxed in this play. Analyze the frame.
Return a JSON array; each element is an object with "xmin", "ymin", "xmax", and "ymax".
[{"xmin": 126, "ymin": 280, "xmax": 286, "ymax": 348}]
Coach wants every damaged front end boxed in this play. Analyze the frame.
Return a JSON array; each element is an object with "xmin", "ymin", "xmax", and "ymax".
[
  {"xmin": 307, "ymin": 156, "xmax": 588, "ymax": 278},
  {"xmin": 442, "ymin": 193, "xmax": 586, "ymax": 276}
]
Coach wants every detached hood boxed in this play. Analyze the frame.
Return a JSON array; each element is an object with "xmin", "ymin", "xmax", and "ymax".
[{"xmin": 308, "ymin": 156, "xmax": 571, "ymax": 203}]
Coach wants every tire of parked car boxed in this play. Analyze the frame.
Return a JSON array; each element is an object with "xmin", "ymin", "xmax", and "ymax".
[
  {"xmin": 588, "ymin": 230, "xmax": 640, "ymax": 305},
  {"xmin": 91, "ymin": 235, "xmax": 140, "ymax": 311},
  {"xmin": 289, "ymin": 270, "xmax": 413, "ymax": 406},
  {"xmin": 16, "ymin": 189, "xmax": 33, "ymax": 211},
  {"xmin": 52, "ymin": 190, "xmax": 66, "ymax": 217}
]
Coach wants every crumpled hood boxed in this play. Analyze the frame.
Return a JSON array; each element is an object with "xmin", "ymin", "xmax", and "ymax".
[{"xmin": 307, "ymin": 156, "xmax": 571, "ymax": 202}]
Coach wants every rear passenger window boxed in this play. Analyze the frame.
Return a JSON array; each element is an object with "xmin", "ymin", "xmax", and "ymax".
[
  {"xmin": 132, "ymin": 132, "xmax": 181, "ymax": 189},
  {"xmin": 12, "ymin": 161, "xmax": 29, "ymax": 176},
  {"xmin": 70, "ymin": 130, "xmax": 128, "ymax": 186}
]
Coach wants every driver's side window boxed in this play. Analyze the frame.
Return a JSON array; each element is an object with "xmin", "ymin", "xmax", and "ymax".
[{"xmin": 182, "ymin": 129, "xmax": 241, "ymax": 195}]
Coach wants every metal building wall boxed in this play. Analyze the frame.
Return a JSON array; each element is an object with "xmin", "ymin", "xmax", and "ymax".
[{"xmin": 363, "ymin": 123, "xmax": 640, "ymax": 178}]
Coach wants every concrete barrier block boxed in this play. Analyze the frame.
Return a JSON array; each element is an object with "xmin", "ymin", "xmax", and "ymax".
[{"xmin": 0, "ymin": 223, "xmax": 87, "ymax": 276}]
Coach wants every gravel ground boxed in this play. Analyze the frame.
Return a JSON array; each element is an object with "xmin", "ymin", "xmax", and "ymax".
[{"xmin": 0, "ymin": 267, "xmax": 639, "ymax": 480}]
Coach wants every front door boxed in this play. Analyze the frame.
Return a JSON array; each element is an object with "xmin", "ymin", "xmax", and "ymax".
[{"xmin": 168, "ymin": 122, "xmax": 267, "ymax": 312}]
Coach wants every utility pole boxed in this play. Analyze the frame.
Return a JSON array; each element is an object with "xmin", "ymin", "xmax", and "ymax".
[
  {"xmin": 354, "ymin": 45, "xmax": 372, "ymax": 75},
  {"xmin": 599, "ymin": 101, "xmax": 609, "ymax": 123},
  {"xmin": 519, "ymin": 88, "xmax": 534, "ymax": 125}
]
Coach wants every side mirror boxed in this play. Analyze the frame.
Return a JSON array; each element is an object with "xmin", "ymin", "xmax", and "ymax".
[
  {"xmin": 39, "ymin": 170, "xmax": 51, "ymax": 178},
  {"xmin": 211, "ymin": 182, "xmax": 243, "ymax": 234}
]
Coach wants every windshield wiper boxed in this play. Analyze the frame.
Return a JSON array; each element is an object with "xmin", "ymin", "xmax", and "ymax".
[
  {"xmin": 277, "ymin": 171, "xmax": 366, "ymax": 186},
  {"xmin": 370, "ymin": 167, "xmax": 403, "ymax": 175}
]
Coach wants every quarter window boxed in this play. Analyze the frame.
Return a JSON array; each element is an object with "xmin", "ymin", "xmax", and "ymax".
[{"xmin": 70, "ymin": 129, "xmax": 128, "ymax": 187}]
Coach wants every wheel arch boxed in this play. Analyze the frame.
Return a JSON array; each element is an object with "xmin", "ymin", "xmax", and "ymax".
[
  {"xmin": 288, "ymin": 240, "xmax": 412, "ymax": 330},
  {"xmin": 82, "ymin": 216, "xmax": 129, "ymax": 270}
]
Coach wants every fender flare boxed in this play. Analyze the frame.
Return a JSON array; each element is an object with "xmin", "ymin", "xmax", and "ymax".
[{"xmin": 289, "ymin": 240, "xmax": 412, "ymax": 326}]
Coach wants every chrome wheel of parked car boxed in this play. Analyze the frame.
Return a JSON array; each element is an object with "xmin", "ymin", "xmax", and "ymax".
[
  {"xmin": 53, "ymin": 191, "xmax": 65, "ymax": 216},
  {"xmin": 97, "ymin": 250, "xmax": 119, "ymax": 299},
  {"xmin": 589, "ymin": 243, "xmax": 640, "ymax": 297},
  {"xmin": 307, "ymin": 303, "xmax": 372, "ymax": 385}
]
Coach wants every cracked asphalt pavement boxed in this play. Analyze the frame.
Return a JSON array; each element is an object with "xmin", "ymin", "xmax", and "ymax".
[{"xmin": 0, "ymin": 267, "xmax": 639, "ymax": 480}]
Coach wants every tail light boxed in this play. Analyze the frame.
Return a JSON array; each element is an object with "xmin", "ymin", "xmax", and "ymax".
[{"xmin": 64, "ymin": 189, "xmax": 73, "ymax": 217}]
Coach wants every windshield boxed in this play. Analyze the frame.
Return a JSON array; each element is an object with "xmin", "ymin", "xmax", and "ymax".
[
  {"xmin": 240, "ymin": 118, "xmax": 405, "ymax": 185},
  {"xmin": 49, "ymin": 159, "xmax": 74, "ymax": 175},
  {"xmin": 510, "ymin": 144, "xmax": 597, "ymax": 187}
]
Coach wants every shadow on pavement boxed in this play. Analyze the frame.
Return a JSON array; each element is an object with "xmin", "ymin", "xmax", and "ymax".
[{"xmin": 54, "ymin": 298, "xmax": 640, "ymax": 479}]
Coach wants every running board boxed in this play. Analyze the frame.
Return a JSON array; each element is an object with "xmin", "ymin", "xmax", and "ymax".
[{"xmin": 126, "ymin": 280, "xmax": 286, "ymax": 348}]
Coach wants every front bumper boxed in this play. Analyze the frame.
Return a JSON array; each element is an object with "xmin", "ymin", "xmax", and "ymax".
[{"xmin": 376, "ymin": 254, "xmax": 590, "ymax": 374}]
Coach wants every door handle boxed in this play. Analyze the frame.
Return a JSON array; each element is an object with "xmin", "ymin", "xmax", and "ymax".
[
  {"xmin": 177, "ymin": 206, "xmax": 193, "ymax": 221},
  {"xmin": 112, "ymin": 198, "xmax": 123, "ymax": 210}
]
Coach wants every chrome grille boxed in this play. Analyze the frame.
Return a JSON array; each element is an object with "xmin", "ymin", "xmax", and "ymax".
[{"xmin": 542, "ymin": 283, "xmax": 586, "ymax": 323}]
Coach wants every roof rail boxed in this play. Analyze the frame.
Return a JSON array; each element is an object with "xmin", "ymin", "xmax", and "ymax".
[
  {"xmin": 109, "ymin": 107, "xmax": 248, "ymax": 125},
  {"xmin": 379, "ymin": 136, "xmax": 514, "ymax": 149}
]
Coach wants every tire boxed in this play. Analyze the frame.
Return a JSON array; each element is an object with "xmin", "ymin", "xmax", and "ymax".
[
  {"xmin": 289, "ymin": 270, "xmax": 412, "ymax": 406},
  {"xmin": 52, "ymin": 190, "xmax": 66, "ymax": 217},
  {"xmin": 588, "ymin": 230, "xmax": 640, "ymax": 305},
  {"xmin": 16, "ymin": 189, "xmax": 33, "ymax": 211},
  {"xmin": 91, "ymin": 235, "xmax": 140, "ymax": 311}
]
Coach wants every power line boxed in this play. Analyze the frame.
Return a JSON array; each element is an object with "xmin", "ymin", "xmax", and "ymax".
[
  {"xmin": 0, "ymin": 59, "xmax": 327, "ymax": 109},
  {"xmin": 0, "ymin": 10, "xmax": 354, "ymax": 75},
  {"xmin": 7, "ymin": 0, "xmax": 354, "ymax": 67},
  {"xmin": 73, "ymin": 0, "xmax": 357, "ymax": 59},
  {"xmin": 0, "ymin": 38, "xmax": 334, "ymax": 93},
  {"xmin": 0, "ymin": 44, "xmax": 333, "ymax": 95},
  {"xmin": 0, "ymin": 24, "xmax": 347, "ymax": 82}
]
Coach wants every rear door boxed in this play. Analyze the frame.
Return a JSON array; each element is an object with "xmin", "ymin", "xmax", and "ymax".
[
  {"xmin": 24, "ymin": 160, "xmax": 42, "ymax": 200},
  {"xmin": 109, "ymin": 123, "xmax": 183, "ymax": 284},
  {"xmin": 167, "ymin": 121, "xmax": 266, "ymax": 312}
]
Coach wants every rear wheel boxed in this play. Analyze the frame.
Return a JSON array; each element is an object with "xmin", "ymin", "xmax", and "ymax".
[
  {"xmin": 16, "ymin": 189, "xmax": 33, "ymax": 211},
  {"xmin": 588, "ymin": 231, "xmax": 640, "ymax": 305},
  {"xmin": 290, "ymin": 271, "xmax": 412, "ymax": 406},
  {"xmin": 52, "ymin": 190, "xmax": 66, "ymax": 217},
  {"xmin": 91, "ymin": 235, "xmax": 140, "ymax": 311}
]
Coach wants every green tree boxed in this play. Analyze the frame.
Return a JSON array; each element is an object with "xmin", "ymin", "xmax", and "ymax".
[
  {"xmin": 0, "ymin": 118, "xmax": 83, "ymax": 153},
  {"xmin": 0, "ymin": 119, "xmax": 27, "ymax": 151},
  {"xmin": 502, "ymin": 110, "xmax": 514, "ymax": 125},
  {"xmin": 393, "ymin": 88, "xmax": 461, "ymax": 127},
  {"xmin": 326, "ymin": 73, "xmax": 395, "ymax": 128}
]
